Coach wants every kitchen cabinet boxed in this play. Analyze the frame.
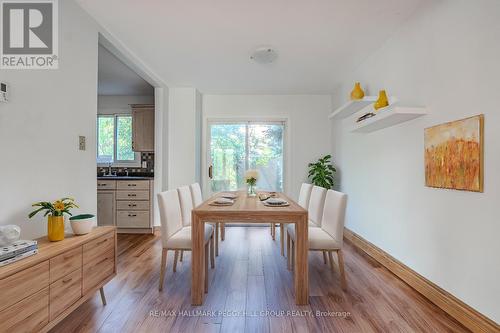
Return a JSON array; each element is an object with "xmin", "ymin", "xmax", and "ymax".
[
  {"xmin": 97, "ymin": 191, "xmax": 115, "ymax": 226},
  {"xmin": 97, "ymin": 179, "xmax": 153, "ymax": 234},
  {"xmin": 131, "ymin": 104, "xmax": 154, "ymax": 152}
]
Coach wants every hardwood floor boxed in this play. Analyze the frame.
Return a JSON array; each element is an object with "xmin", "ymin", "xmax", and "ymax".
[{"xmin": 50, "ymin": 227, "xmax": 469, "ymax": 333}]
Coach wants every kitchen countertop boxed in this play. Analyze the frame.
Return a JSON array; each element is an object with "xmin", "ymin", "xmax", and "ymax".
[{"xmin": 97, "ymin": 176, "xmax": 154, "ymax": 180}]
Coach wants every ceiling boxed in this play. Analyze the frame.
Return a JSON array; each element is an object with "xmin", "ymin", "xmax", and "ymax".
[
  {"xmin": 98, "ymin": 45, "xmax": 154, "ymax": 96},
  {"xmin": 83, "ymin": 0, "xmax": 426, "ymax": 94}
]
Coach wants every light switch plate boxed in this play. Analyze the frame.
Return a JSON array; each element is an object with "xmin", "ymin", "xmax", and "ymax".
[{"xmin": 79, "ymin": 136, "xmax": 86, "ymax": 150}]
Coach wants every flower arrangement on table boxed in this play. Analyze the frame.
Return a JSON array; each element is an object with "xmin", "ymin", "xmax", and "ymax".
[
  {"xmin": 244, "ymin": 169, "xmax": 259, "ymax": 197},
  {"xmin": 29, "ymin": 198, "xmax": 79, "ymax": 242}
]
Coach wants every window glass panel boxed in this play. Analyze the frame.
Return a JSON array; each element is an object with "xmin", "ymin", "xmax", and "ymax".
[
  {"xmin": 97, "ymin": 116, "xmax": 114, "ymax": 163},
  {"xmin": 116, "ymin": 115, "xmax": 134, "ymax": 161},
  {"xmin": 210, "ymin": 124, "xmax": 246, "ymax": 192},
  {"xmin": 248, "ymin": 124, "xmax": 284, "ymax": 192}
]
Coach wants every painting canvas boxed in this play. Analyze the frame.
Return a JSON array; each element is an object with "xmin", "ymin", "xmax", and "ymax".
[{"xmin": 424, "ymin": 115, "xmax": 484, "ymax": 192}]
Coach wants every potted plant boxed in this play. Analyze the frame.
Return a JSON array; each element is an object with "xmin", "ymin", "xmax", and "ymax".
[
  {"xmin": 28, "ymin": 198, "xmax": 79, "ymax": 242},
  {"xmin": 245, "ymin": 169, "xmax": 259, "ymax": 197},
  {"xmin": 308, "ymin": 154, "xmax": 336, "ymax": 189},
  {"xmin": 69, "ymin": 214, "xmax": 95, "ymax": 235}
]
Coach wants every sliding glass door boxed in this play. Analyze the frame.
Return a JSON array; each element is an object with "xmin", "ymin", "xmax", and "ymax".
[{"xmin": 208, "ymin": 121, "xmax": 285, "ymax": 193}]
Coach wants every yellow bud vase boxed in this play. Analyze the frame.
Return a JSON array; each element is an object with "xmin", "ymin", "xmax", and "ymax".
[
  {"xmin": 374, "ymin": 90, "xmax": 389, "ymax": 110},
  {"xmin": 47, "ymin": 215, "xmax": 65, "ymax": 242},
  {"xmin": 350, "ymin": 82, "xmax": 365, "ymax": 100}
]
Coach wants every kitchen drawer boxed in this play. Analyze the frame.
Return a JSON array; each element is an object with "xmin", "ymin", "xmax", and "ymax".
[
  {"xmin": 116, "ymin": 200, "xmax": 150, "ymax": 211},
  {"xmin": 82, "ymin": 249, "xmax": 115, "ymax": 294},
  {"xmin": 0, "ymin": 260, "xmax": 49, "ymax": 312},
  {"xmin": 116, "ymin": 180, "xmax": 150, "ymax": 190},
  {"xmin": 97, "ymin": 180, "xmax": 116, "ymax": 190},
  {"xmin": 83, "ymin": 232, "xmax": 114, "ymax": 266},
  {"xmin": 50, "ymin": 246, "xmax": 82, "ymax": 283},
  {"xmin": 117, "ymin": 211, "xmax": 150, "ymax": 228},
  {"xmin": 49, "ymin": 268, "xmax": 82, "ymax": 321},
  {"xmin": 0, "ymin": 287, "xmax": 49, "ymax": 333},
  {"xmin": 116, "ymin": 190, "xmax": 149, "ymax": 200}
]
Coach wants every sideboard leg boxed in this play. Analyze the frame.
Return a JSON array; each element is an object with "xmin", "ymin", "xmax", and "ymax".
[{"xmin": 99, "ymin": 287, "xmax": 107, "ymax": 306}]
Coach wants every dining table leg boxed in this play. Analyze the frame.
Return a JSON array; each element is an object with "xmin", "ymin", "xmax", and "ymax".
[
  {"xmin": 191, "ymin": 212, "xmax": 205, "ymax": 305},
  {"xmin": 294, "ymin": 214, "xmax": 309, "ymax": 305}
]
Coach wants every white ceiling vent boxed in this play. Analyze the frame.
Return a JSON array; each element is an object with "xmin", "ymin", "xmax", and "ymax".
[{"xmin": 250, "ymin": 47, "xmax": 278, "ymax": 64}]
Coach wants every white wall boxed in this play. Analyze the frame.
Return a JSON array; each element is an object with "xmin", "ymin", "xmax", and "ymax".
[
  {"xmin": 331, "ymin": 0, "xmax": 500, "ymax": 322},
  {"xmin": 0, "ymin": 0, "xmax": 99, "ymax": 239},
  {"xmin": 97, "ymin": 95, "xmax": 154, "ymax": 114},
  {"xmin": 167, "ymin": 87, "xmax": 201, "ymax": 189},
  {"xmin": 202, "ymin": 95, "xmax": 332, "ymax": 200}
]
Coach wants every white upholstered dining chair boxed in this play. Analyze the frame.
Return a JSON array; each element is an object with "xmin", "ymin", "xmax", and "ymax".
[
  {"xmin": 157, "ymin": 189, "xmax": 215, "ymax": 292},
  {"xmin": 287, "ymin": 189, "xmax": 347, "ymax": 288},
  {"xmin": 190, "ymin": 183, "xmax": 221, "ymax": 256},
  {"xmin": 277, "ymin": 183, "xmax": 314, "ymax": 257}
]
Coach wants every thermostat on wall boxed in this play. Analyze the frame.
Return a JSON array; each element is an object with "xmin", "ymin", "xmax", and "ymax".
[{"xmin": 0, "ymin": 82, "xmax": 8, "ymax": 102}]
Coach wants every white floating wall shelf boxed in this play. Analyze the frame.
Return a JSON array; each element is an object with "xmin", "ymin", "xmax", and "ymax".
[
  {"xmin": 328, "ymin": 96, "xmax": 378, "ymax": 120},
  {"xmin": 350, "ymin": 103, "xmax": 427, "ymax": 133}
]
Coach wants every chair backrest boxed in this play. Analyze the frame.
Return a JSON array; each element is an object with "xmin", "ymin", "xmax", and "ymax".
[
  {"xmin": 178, "ymin": 185, "xmax": 194, "ymax": 227},
  {"xmin": 308, "ymin": 185, "xmax": 327, "ymax": 226},
  {"xmin": 190, "ymin": 183, "xmax": 203, "ymax": 207},
  {"xmin": 157, "ymin": 190, "xmax": 183, "ymax": 246},
  {"xmin": 321, "ymin": 189, "xmax": 347, "ymax": 247},
  {"xmin": 298, "ymin": 183, "xmax": 313, "ymax": 209}
]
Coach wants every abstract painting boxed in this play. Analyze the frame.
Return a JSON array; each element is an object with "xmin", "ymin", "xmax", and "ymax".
[{"xmin": 424, "ymin": 115, "xmax": 484, "ymax": 192}]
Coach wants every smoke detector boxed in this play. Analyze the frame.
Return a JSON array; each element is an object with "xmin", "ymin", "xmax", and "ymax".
[{"xmin": 250, "ymin": 47, "xmax": 278, "ymax": 64}]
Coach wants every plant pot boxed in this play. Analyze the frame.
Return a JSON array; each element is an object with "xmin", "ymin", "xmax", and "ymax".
[
  {"xmin": 47, "ymin": 216, "xmax": 65, "ymax": 241},
  {"xmin": 69, "ymin": 214, "xmax": 95, "ymax": 235}
]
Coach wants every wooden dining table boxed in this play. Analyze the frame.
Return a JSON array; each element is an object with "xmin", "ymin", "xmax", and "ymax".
[{"xmin": 191, "ymin": 191, "xmax": 309, "ymax": 305}]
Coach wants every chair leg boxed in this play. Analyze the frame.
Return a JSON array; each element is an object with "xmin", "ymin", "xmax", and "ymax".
[
  {"xmin": 204, "ymin": 243, "xmax": 209, "ymax": 293},
  {"xmin": 215, "ymin": 222, "xmax": 219, "ymax": 256},
  {"xmin": 99, "ymin": 287, "xmax": 107, "ymax": 306},
  {"xmin": 210, "ymin": 234, "xmax": 215, "ymax": 269},
  {"xmin": 328, "ymin": 251, "xmax": 335, "ymax": 273},
  {"xmin": 337, "ymin": 250, "xmax": 347, "ymax": 289},
  {"xmin": 291, "ymin": 240, "xmax": 295, "ymax": 272},
  {"xmin": 221, "ymin": 223, "xmax": 225, "ymax": 241},
  {"xmin": 271, "ymin": 223, "xmax": 275, "ymax": 240},
  {"xmin": 280, "ymin": 223, "xmax": 284, "ymax": 256},
  {"xmin": 173, "ymin": 250, "xmax": 179, "ymax": 272},
  {"xmin": 180, "ymin": 250, "xmax": 184, "ymax": 262},
  {"xmin": 286, "ymin": 232, "xmax": 291, "ymax": 270},
  {"xmin": 322, "ymin": 251, "xmax": 327, "ymax": 264},
  {"xmin": 159, "ymin": 248, "xmax": 168, "ymax": 291}
]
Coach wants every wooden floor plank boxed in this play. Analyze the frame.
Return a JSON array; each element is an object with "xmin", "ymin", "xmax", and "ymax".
[{"xmin": 50, "ymin": 227, "xmax": 469, "ymax": 333}]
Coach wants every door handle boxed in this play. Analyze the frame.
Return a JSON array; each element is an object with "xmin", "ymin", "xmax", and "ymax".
[{"xmin": 208, "ymin": 165, "xmax": 213, "ymax": 179}]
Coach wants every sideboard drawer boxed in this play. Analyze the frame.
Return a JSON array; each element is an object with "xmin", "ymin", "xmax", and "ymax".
[
  {"xmin": 82, "ymin": 249, "xmax": 115, "ymax": 294},
  {"xmin": 83, "ymin": 232, "xmax": 114, "ymax": 265},
  {"xmin": 97, "ymin": 180, "xmax": 116, "ymax": 190},
  {"xmin": 50, "ymin": 246, "xmax": 82, "ymax": 283},
  {"xmin": 0, "ymin": 260, "xmax": 49, "ymax": 312},
  {"xmin": 116, "ymin": 190, "xmax": 149, "ymax": 200},
  {"xmin": 50, "ymin": 268, "xmax": 82, "ymax": 321},
  {"xmin": 0, "ymin": 287, "xmax": 49, "ymax": 333},
  {"xmin": 116, "ymin": 200, "xmax": 150, "ymax": 211},
  {"xmin": 117, "ymin": 211, "xmax": 150, "ymax": 228},
  {"xmin": 116, "ymin": 180, "xmax": 150, "ymax": 190}
]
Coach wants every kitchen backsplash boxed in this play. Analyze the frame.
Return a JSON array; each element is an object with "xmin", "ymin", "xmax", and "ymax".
[{"xmin": 97, "ymin": 152, "xmax": 154, "ymax": 177}]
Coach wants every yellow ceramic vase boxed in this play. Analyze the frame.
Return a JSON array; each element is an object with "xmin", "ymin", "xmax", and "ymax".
[
  {"xmin": 374, "ymin": 90, "xmax": 389, "ymax": 110},
  {"xmin": 47, "ymin": 216, "xmax": 65, "ymax": 241},
  {"xmin": 350, "ymin": 82, "xmax": 365, "ymax": 100}
]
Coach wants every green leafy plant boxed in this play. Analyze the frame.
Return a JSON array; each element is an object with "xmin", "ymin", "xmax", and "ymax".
[
  {"xmin": 28, "ymin": 198, "xmax": 79, "ymax": 218},
  {"xmin": 308, "ymin": 155, "xmax": 336, "ymax": 189}
]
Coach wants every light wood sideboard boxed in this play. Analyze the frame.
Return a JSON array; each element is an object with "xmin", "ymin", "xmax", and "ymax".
[{"xmin": 0, "ymin": 226, "xmax": 116, "ymax": 333}]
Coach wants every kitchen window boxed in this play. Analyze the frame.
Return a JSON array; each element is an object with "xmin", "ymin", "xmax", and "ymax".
[{"xmin": 97, "ymin": 114, "xmax": 140, "ymax": 166}]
